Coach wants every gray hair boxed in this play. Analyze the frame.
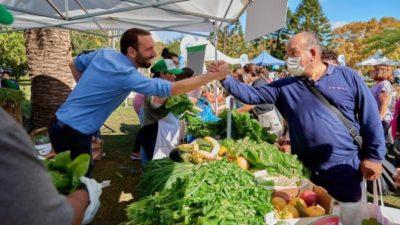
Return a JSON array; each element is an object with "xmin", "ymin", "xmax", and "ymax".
[{"xmin": 301, "ymin": 32, "xmax": 322, "ymax": 53}]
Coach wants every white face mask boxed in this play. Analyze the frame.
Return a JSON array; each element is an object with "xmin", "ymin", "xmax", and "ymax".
[{"xmin": 286, "ymin": 57, "xmax": 305, "ymax": 76}]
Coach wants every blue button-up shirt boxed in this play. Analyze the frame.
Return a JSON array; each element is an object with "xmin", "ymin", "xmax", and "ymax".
[
  {"xmin": 56, "ymin": 49, "xmax": 171, "ymax": 134},
  {"xmin": 222, "ymin": 64, "xmax": 386, "ymax": 201}
]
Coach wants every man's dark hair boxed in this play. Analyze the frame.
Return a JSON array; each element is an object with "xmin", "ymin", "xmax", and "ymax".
[
  {"xmin": 321, "ymin": 48, "xmax": 338, "ymax": 63},
  {"xmin": 120, "ymin": 28, "xmax": 151, "ymax": 55}
]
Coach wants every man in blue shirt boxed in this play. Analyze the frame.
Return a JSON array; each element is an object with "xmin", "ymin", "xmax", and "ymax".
[
  {"xmin": 49, "ymin": 28, "xmax": 229, "ymax": 173},
  {"xmin": 220, "ymin": 32, "xmax": 386, "ymax": 202}
]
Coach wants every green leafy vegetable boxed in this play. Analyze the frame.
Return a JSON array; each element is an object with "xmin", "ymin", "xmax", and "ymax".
[
  {"xmin": 224, "ymin": 138, "xmax": 310, "ymax": 178},
  {"xmin": 127, "ymin": 160, "xmax": 272, "ymax": 225},
  {"xmin": 44, "ymin": 151, "xmax": 90, "ymax": 194},
  {"xmin": 165, "ymin": 95, "xmax": 195, "ymax": 116}
]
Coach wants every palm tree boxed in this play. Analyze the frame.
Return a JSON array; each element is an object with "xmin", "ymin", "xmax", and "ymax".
[{"xmin": 24, "ymin": 28, "xmax": 75, "ymax": 130}]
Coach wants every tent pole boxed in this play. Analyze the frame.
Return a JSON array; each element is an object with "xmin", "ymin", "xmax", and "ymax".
[
  {"xmin": 64, "ymin": 0, "xmax": 69, "ymax": 19},
  {"xmin": 74, "ymin": 0, "xmax": 104, "ymax": 30},
  {"xmin": 213, "ymin": 22, "xmax": 219, "ymax": 115}
]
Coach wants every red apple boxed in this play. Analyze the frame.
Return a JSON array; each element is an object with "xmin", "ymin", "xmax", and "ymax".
[{"xmin": 299, "ymin": 190, "xmax": 318, "ymax": 207}]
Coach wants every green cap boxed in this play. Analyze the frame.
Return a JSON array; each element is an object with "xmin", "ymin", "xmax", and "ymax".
[
  {"xmin": 0, "ymin": 4, "xmax": 14, "ymax": 25},
  {"xmin": 151, "ymin": 59, "xmax": 183, "ymax": 75}
]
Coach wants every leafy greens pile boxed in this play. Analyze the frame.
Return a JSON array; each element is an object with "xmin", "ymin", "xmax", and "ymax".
[
  {"xmin": 221, "ymin": 138, "xmax": 310, "ymax": 178},
  {"xmin": 165, "ymin": 95, "xmax": 194, "ymax": 116},
  {"xmin": 127, "ymin": 159, "xmax": 273, "ymax": 225},
  {"xmin": 183, "ymin": 109, "xmax": 276, "ymax": 144},
  {"xmin": 44, "ymin": 151, "xmax": 90, "ymax": 194}
]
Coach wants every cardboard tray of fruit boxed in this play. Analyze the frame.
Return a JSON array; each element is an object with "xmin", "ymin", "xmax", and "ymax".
[{"xmin": 265, "ymin": 182, "xmax": 341, "ymax": 225}]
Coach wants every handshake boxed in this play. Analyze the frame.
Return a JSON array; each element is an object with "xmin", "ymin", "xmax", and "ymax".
[{"xmin": 208, "ymin": 60, "xmax": 230, "ymax": 80}]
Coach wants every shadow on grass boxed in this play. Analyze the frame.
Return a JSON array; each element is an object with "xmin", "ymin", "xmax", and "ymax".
[{"xmin": 92, "ymin": 123, "xmax": 142, "ymax": 225}]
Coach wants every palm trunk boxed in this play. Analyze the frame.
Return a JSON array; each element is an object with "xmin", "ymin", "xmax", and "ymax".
[{"xmin": 24, "ymin": 28, "xmax": 75, "ymax": 129}]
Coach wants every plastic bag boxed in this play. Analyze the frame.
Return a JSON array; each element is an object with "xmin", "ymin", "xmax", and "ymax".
[
  {"xmin": 80, "ymin": 176, "xmax": 103, "ymax": 225},
  {"xmin": 340, "ymin": 179, "xmax": 398, "ymax": 225},
  {"xmin": 153, "ymin": 113, "xmax": 181, "ymax": 160}
]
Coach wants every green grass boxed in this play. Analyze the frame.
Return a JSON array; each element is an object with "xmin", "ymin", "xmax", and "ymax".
[{"xmin": 91, "ymin": 106, "xmax": 142, "ymax": 225}]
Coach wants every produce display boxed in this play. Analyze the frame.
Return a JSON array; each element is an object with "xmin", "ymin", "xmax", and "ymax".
[
  {"xmin": 271, "ymin": 190, "xmax": 326, "ymax": 219},
  {"xmin": 183, "ymin": 109, "xmax": 277, "ymax": 144},
  {"xmin": 127, "ymin": 159, "xmax": 273, "ymax": 225},
  {"xmin": 43, "ymin": 151, "xmax": 90, "ymax": 194}
]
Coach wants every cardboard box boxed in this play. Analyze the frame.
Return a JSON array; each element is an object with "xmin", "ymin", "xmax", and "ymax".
[{"xmin": 265, "ymin": 183, "xmax": 340, "ymax": 225}]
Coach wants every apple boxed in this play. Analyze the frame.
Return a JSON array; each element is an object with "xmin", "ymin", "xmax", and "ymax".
[{"xmin": 300, "ymin": 190, "xmax": 318, "ymax": 207}]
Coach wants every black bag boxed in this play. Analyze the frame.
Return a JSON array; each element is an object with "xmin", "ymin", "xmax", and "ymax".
[{"xmin": 301, "ymin": 78, "xmax": 397, "ymax": 195}]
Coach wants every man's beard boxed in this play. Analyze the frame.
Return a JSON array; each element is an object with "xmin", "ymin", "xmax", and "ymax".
[{"xmin": 136, "ymin": 52, "xmax": 152, "ymax": 68}]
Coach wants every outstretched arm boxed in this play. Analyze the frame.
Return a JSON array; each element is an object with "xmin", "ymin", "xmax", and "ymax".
[{"xmin": 221, "ymin": 76, "xmax": 279, "ymax": 105}]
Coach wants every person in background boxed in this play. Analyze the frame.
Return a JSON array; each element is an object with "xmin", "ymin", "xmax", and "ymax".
[
  {"xmin": 0, "ymin": 5, "xmax": 100, "ymax": 225},
  {"xmin": 370, "ymin": 64, "xmax": 394, "ymax": 145},
  {"xmin": 1, "ymin": 70, "xmax": 20, "ymax": 90},
  {"xmin": 161, "ymin": 47, "xmax": 180, "ymax": 67},
  {"xmin": 130, "ymin": 92, "xmax": 145, "ymax": 161},
  {"xmin": 321, "ymin": 48, "xmax": 338, "ymax": 65},
  {"xmin": 139, "ymin": 59, "xmax": 183, "ymax": 160},
  {"xmin": 175, "ymin": 67, "xmax": 194, "ymax": 82},
  {"xmin": 229, "ymin": 67, "xmax": 245, "ymax": 109},
  {"xmin": 218, "ymin": 31, "xmax": 386, "ymax": 202},
  {"xmin": 393, "ymin": 66, "xmax": 400, "ymax": 85},
  {"xmin": 49, "ymin": 27, "xmax": 229, "ymax": 174},
  {"xmin": 395, "ymin": 168, "xmax": 400, "ymax": 187}
]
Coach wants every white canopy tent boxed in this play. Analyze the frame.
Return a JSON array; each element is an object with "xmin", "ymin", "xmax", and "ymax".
[
  {"xmin": 0, "ymin": 0, "xmax": 249, "ymax": 36},
  {"xmin": 1, "ymin": 0, "xmax": 289, "ymax": 136},
  {"xmin": 180, "ymin": 35, "xmax": 240, "ymax": 65},
  {"xmin": 356, "ymin": 50, "xmax": 400, "ymax": 67}
]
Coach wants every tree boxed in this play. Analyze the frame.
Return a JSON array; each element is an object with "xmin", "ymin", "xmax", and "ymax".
[
  {"xmin": 24, "ymin": 29, "xmax": 75, "ymax": 129},
  {"xmin": 332, "ymin": 17, "xmax": 400, "ymax": 68},
  {"xmin": 70, "ymin": 30, "xmax": 109, "ymax": 56},
  {"xmin": 289, "ymin": 0, "xmax": 332, "ymax": 46},
  {"xmin": 364, "ymin": 18, "xmax": 400, "ymax": 59},
  {"xmin": 0, "ymin": 28, "xmax": 27, "ymax": 78}
]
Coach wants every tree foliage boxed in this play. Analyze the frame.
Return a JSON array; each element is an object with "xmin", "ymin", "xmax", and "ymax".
[
  {"xmin": 289, "ymin": 0, "xmax": 332, "ymax": 46},
  {"xmin": 332, "ymin": 17, "xmax": 400, "ymax": 67},
  {"xmin": 0, "ymin": 28, "xmax": 27, "ymax": 78},
  {"xmin": 70, "ymin": 30, "xmax": 109, "ymax": 56}
]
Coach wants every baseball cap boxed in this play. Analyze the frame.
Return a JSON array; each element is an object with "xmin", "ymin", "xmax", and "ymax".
[
  {"xmin": 151, "ymin": 59, "xmax": 183, "ymax": 75},
  {"xmin": 0, "ymin": 4, "xmax": 14, "ymax": 25}
]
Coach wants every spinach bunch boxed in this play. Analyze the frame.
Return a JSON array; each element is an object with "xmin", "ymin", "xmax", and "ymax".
[
  {"xmin": 127, "ymin": 160, "xmax": 273, "ymax": 225},
  {"xmin": 44, "ymin": 151, "xmax": 90, "ymax": 194}
]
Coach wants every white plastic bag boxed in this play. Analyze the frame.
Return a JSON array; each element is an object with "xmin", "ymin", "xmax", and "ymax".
[
  {"xmin": 257, "ymin": 109, "xmax": 283, "ymax": 135},
  {"xmin": 80, "ymin": 176, "xmax": 103, "ymax": 225},
  {"xmin": 340, "ymin": 179, "xmax": 399, "ymax": 225},
  {"xmin": 152, "ymin": 113, "xmax": 181, "ymax": 160}
]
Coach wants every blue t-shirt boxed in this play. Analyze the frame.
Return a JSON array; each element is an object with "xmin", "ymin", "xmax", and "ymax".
[
  {"xmin": 56, "ymin": 49, "xmax": 171, "ymax": 134},
  {"xmin": 222, "ymin": 64, "xmax": 386, "ymax": 200}
]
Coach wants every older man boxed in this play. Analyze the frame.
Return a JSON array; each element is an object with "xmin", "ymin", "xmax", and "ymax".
[{"xmin": 220, "ymin": 32, "xmax": 386, "ymax": 202}]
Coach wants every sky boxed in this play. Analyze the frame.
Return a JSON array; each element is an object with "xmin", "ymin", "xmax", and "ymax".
[{"xmin": 155, "ymin": 0, "xmax": 400, "ymax": 43}]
